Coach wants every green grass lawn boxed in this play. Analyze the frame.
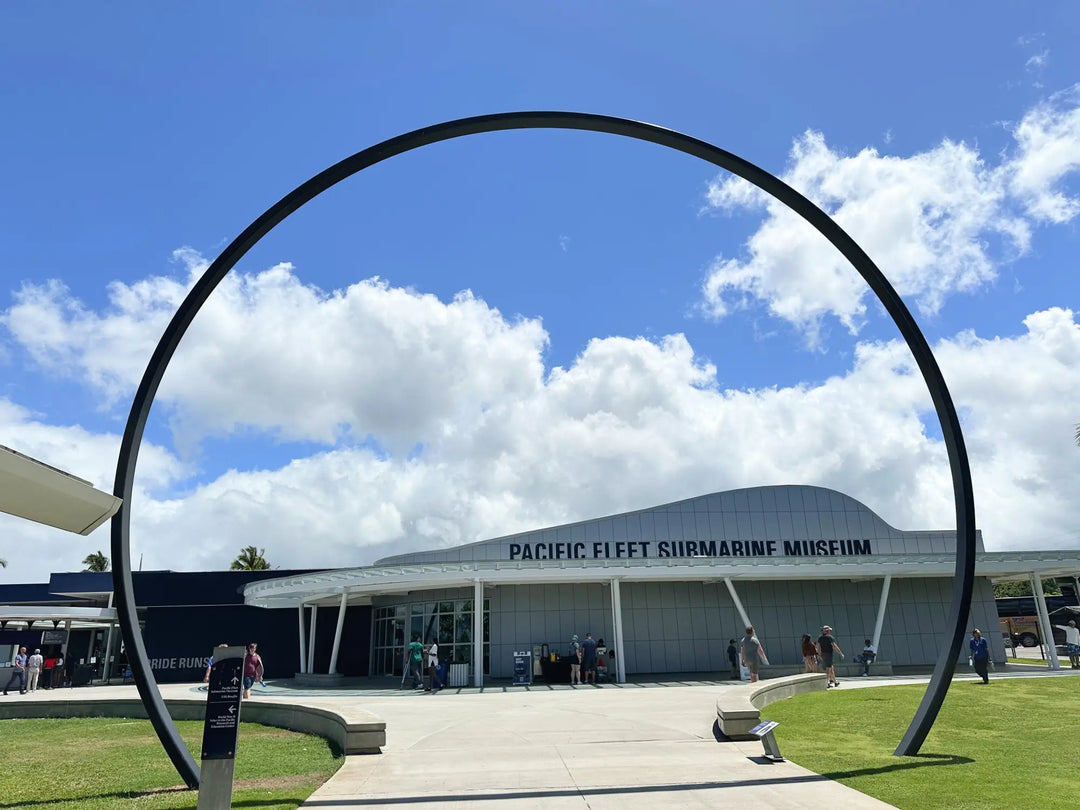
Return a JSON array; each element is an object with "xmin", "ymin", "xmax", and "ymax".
[
  {"xmin": 765, "ymin": 677, "xmax": 1077, "ymax": 810},
  {"xmin": 1006, "ymin": 656, "xmax": 1048, "ymax": 666},
  {"xmin": 0, "ymin": 717, "xmax": 342, "ymax": 809}
]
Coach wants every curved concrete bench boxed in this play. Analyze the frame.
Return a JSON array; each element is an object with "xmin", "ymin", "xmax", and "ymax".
[
  {"xmin": 0, "ymin": 696, "xmax": 385, "ymax": 755},
  {"xmin": 759, "ymin": 661, "xmax": 893, "ymax": 678},
  {"xmin": 715, "ymin": 673, "xmax": 826, "ymax": 739}
]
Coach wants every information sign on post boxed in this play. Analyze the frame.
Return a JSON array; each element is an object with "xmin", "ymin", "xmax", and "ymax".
[
  {"xmin": 749, "ymin": 719, "xmax": 784, "ymax": 762},
  {"xmin": 197, "ymin": 645, "xmax": 245, "ymax": 810}
]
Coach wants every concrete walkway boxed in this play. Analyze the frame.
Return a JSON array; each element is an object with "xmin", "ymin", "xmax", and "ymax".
[
  {"xmin": 9, "ymin": 667, "xmax": 1078, "ymax": 808},
  {"xmin": 296, "ymin": 681, "xmax": 899, "ymax": 809}
]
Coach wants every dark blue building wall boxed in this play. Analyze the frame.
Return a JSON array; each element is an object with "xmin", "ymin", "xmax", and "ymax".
[
  {"xmin": 131, "ymin": 570, "xmax": 322, "ymax": 608},
  {"xmin": 48, "ymin": 571, "xmax": 113, "ymax": 596},
  {"xmin": 3, "ymin": 570, "xmax": 372, "ymax": 683},
  {"xmin": 0, "ymin": 582, "xmax": 81, "ymax": 604},
  {"xmin": 141, "ymin": 603, "xmax": 372, "ymax": 683}
]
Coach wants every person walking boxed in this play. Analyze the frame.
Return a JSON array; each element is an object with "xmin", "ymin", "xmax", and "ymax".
[
  {"xmin": 969, "ymin": 628, "xmax": 990, "ymax": 684},
  {"xmin": 1053, "ymin": 619, "xmax": 1080, "ymax": 669},
  {"xmin": 203, "ymin": 643, "xmax": 228, "ymax": 684},
  {"xmin": 3, "ymin": 646, "xmax": 28, "ymax": 695},
  {"xmin": 801, "ymin": 634, "xmax": 819, "ymax": 673},
  {"xmin": 727, "ymin": 639, "xmax": 739, "ymax": 679},
  {"xmin": 568, "ymin": 634, "xmax": 582, "ymax": 685},
  {"xmin": 407, "ymin": 634, "xmax": 424, "ymax": 690},
  {"xmin": 242, "ymin": 642, "xmax": 264, "ymax": 699},
  {"xmin": 817, "ymin": 625, "xmax": 844, "ymax": 687},
  {"xmin": 26, "ymin": 649, "xmax": 44, "ymax": 692},
  {"xmin": 739, "ymin": 626, "xmax": 768, "ymax": 683},
  {"xmin": 581, "ymin": 633, "xmax": 598, "ymax": 684},
  {"xmin": 424, "ymin": 636, "xmax": 443, "ymax": 691}
]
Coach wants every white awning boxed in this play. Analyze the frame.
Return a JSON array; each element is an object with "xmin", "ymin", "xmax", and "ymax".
[
  {"xmin": 243, "ymin": 551, "xmax": 1080, "ymax": 608},
  {"xmin": 0, "ymin": 444, "xmax": 122, "ymax": 535}
]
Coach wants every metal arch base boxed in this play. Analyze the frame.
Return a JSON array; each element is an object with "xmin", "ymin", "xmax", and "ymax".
[{"xmin": 110, "ymin": 112, "xmax": 976, "ymax": 786}]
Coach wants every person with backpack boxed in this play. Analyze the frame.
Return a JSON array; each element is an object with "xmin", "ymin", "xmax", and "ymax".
[
  {"xmin": 568, "ymin": 634, "xmax": 582, "ymax": 684},
  {"xmin": 407, "ymin": 634, "xmax": 424, "ymax": 690}
]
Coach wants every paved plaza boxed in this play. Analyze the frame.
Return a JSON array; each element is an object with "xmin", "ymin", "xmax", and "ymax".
[{"xmin": 6, "ymin": 667, "xmax": 1077, "ymax": 808}]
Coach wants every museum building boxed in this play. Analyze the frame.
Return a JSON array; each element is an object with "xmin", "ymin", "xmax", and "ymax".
[
  {"xmin": 242, "ymin": 484, "xmax": 1080, "ymax": 685},
  {"xmin": 4, "ymin": 484, "xmax": 1078, "ymax": 686}
]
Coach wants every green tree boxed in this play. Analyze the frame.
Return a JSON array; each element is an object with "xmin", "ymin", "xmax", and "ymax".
[
  {"xmin": 993, "ymin": 578, "xmax": 1062, "ymax": 599},
  {"xmin": 230, "ymin": 546, "xmax": 270, "ymax": 571},
  {"xmin": 82, "ymin": 551, "xmax": 109, "ymax": 572}
]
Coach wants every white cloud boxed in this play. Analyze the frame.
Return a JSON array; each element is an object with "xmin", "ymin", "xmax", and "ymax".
[
  {"xmin": 1009, "ymin": 85, "xmax": 1080, "ymax": 223},
  {"xmin": 2, "ymin": 261, "xmax": 1078, "ymax": 583},
  {"xmin": 2, "ymin": 253, "xmax": 548, "ymax": 454},
  {"xmin": 1025, "ymin": 50, "xmax": 1049, "ymax": 72},
  {"xmin": 701, "ymin": 87, "xmax": 1080, "ymax": 342}
]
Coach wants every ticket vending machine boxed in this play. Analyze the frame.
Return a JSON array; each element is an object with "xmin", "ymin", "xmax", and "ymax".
[{"xmin": 512, "ymin": 650, "xmax": 533, "ymax": 685}]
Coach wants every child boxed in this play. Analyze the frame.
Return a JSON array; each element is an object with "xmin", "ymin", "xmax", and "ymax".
[{"xmin": 727, "ymin": 639, "xmax": 739, "ymax": 679}]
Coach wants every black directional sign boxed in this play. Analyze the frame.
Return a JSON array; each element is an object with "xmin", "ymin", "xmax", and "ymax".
[{"xmin": 201, "ymin": 647, "xmax": 245, "ymax": 760}]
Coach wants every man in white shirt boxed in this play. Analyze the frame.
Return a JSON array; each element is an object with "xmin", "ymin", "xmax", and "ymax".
[
  {"xmin": 858, "ymin": 639, "xmax": 877, "ymax": 676},
  {"xmin": 424, "ymin": 638, "xmax": 443, "ymax": 691},
  {"xmin": 1053, "ymin": 619, "xmax": 1080, "ymax": 669},
  {"xmin": 27, "ymin": 649, "xmax": 44, "ymax": 691}
]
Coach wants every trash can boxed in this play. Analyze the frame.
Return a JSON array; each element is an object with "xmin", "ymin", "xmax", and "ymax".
[
  {"xmin": 73, "ymin": 663, "xmax": 95, "ymax": 686},
  {"xmin": 437, "ymin": 662, "xmax": 448, "ymax": 686}
]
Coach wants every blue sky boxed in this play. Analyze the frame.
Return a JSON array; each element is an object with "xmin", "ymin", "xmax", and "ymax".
[{"xmin": 2, "ymin": 2, "xmax": 1078, "ymax": 581}]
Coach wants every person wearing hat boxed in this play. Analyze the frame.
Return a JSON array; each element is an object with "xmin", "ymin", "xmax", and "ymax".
[
  {"xmin": 1053, "ymin": 619, "xmax": 1080, "ymax": 669},
  {"xmin": 568, "ymin": 634, "xmax": 582, "ymax": 684},
  {"xmin": 817, "ymin": 625, "xmax": 844, "ymax": 687},
  {"xmin": 26, "ymin": 648, "xmax": 44, "ymax": 692}
]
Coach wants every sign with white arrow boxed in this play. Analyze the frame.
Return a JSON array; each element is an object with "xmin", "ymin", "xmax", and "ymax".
[{"xmin": 201, "ymin": 646, "xmax": 245, "ymax": 760}]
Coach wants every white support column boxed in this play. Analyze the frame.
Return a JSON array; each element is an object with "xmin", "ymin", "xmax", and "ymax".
[
  {"xmin": 723, "ymin": 577, "xmax": 752, "ymax": 630},
  {"xmin": 308, "ymin": 604, "xmax": 318, "ymax": 674},
  {"xmin": 610, "ymin": 578, "xmax": 627, "ymax": 684},
  {"xmin": 297, "ymin": 603, "xmax": 308, "ymax": 674},
  {"xmin": 102, "ymin": 591, "xmax": 116, "ymax": 682},
  {"xmin": 1030, "ymin": 573, "xmax": 1061, "ymax": 670},
  {"xmin": 60, "ymin": 619, "xmax": 71, "ymax": 666},
  {"xmin": 328, "ymin": 591, "xmax": 349, "ymax": 675},
  {"xmin": 473, "ymin": 579, "xmax": 484, "ymax": 688},
  {"xmin": 872, "ymin": 575, "xmax": 892, "ymax": 652}
]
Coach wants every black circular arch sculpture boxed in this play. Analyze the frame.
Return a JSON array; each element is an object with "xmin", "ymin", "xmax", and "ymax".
[{"xmin": 111, "ymin": 112, "xmax": 976, "ymax": 787}]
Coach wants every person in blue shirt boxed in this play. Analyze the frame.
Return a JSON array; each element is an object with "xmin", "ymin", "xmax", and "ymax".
[
  {"xmin": 3, "ymin": 646, "xmax": 28, "ymax": 695},
  {"xmin": 969, "ymin": 628, "xmax": 990, "ymax": 684}
]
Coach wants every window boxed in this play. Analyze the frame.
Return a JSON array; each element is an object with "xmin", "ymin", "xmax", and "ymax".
[{"xmin": 371, "ymin": 597, "xmax": 490, "ymax": 676}]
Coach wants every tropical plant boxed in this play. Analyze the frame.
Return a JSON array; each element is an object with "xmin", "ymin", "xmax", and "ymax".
[
  {"xmin": 0, "ymin": 557, "xmax": 7, "ymax": 568},
  {"xmin": 992, "ymin": 578, "xmax": 1062, "ymax": 598},
  {"xmin": 230, "ymin": 545, "xmax": 270, "ymax": 571},
  {"xmin": 82, "ymin": 551, "xmax": 109, "ymax": 572}
]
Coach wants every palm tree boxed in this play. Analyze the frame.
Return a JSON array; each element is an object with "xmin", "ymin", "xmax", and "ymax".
[
  {"xmin": 0, "ymin": 557, "xmax": 6, "ymax": 568},
  {"xmin": 82, "ymin": 551, "xmax": 109, "ymax": 572},
  {"xmin": 230, "ymin": 546, "xmax": 270, "ymax": 571}
]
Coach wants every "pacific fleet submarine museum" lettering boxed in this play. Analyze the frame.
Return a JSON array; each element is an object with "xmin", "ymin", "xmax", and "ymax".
[{"xmin": 507, "ymin": 538, "xmax": 872, "ymax": 561}]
